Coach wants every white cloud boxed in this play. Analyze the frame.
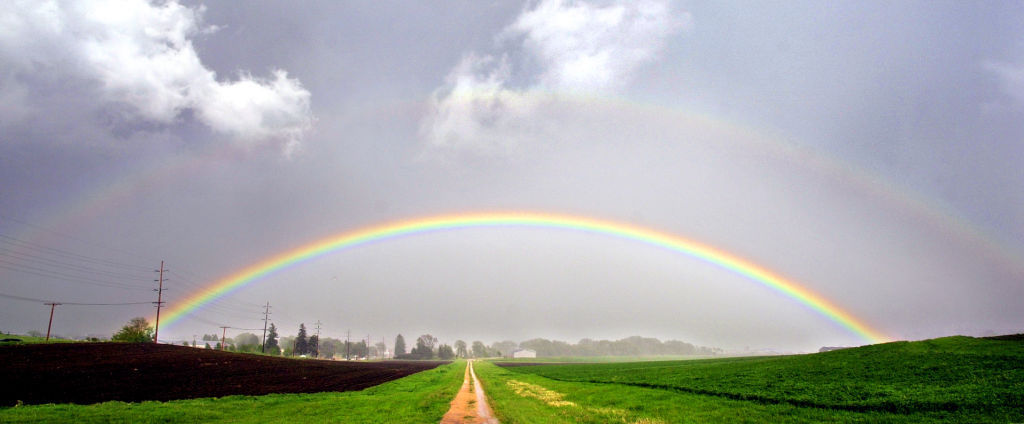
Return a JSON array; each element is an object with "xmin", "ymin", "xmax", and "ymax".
[
  {"xmin": 0, "ymin": 0, "xmax": 312, "ymax": 152},
  {"xmin": 985, "ymin": 62, "xmax": 1024, "ymax": 106},
  {"xmin": 508, "ymin": 0, "xmax": 682, "ymax": 93},
  {"xmin": 421, "ymin": 0, "xmax": 686, "ymax": 154}
]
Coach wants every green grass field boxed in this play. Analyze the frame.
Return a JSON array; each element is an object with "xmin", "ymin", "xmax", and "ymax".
[
  {"xmin": 0, "ymin": 360, "xmax": 465, "ymax": 423},
  {"xmin": 479, "ymin": 336, "xmax": 1024, "ymax": 423},
  {"xmin": 496, "ymin": 355, "xmax": 713, "ymax": 363}
]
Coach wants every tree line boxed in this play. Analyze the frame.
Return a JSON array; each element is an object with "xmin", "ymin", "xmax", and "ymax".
[
  {"xmin": 107, "ymin": 318, "xmax": 721, "ymax": 360},
  {"xmin": 518, "ymin": 336, "xmax": 722, "ymax": 357}
]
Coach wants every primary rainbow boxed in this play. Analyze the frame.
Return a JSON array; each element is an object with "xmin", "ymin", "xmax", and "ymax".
[{"xmin": 159, "ymin": 211, "xmax": 889, "ymax": 343}]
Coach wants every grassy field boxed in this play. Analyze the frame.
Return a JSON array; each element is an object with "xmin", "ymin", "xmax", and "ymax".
[
  {"xmin": 495, "ymin": 355, "xmax": 713, "ymax": 363},
  {"xmin": 0, "ymin": 360, "xmax": 465, "ymax": 423},
  {"xmin": 479, "ymin": 336, "xmax": 1024, "ymax": 423}
]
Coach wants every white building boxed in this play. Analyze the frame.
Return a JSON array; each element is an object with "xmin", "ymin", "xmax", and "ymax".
[{"xmin": 512, "ymin": 348, "xmax": 536, "ymax": 358}]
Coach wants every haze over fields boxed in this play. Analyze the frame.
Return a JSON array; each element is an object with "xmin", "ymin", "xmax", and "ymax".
[{"xmin": 1, "ymin": 0, "xmax": 1022, "ymax": 352}]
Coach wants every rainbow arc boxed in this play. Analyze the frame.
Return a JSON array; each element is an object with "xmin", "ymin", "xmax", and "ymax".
[{"xmin": 158, "ymin": 212, "xmax": 889, "ymax": 344}]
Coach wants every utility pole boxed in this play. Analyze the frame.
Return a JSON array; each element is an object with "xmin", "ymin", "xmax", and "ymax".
[
  {"xmin": 366, "ymin": 334, "xmax": 370, "ymax": 360},
  {"xmin": 153, "ymin": 260, "xmax": 167, "ymax": 344},
  {"xmin": 345, "ymin": 329, "xmax": 351, "ymax": 360},
  {"xmin": 314, "ymin": 321, "xmax": 322, "ymax": 358},
  {"xmin": 260, "ymin": 302, "xmax": 272, "ymax": 353},
  {"xmin": 220, "ymin": 326, "xmax": 229, "ymax": 351},
  {"xmin": 44, "ymin": 302, "xmax": 61, "ymax": 342}
]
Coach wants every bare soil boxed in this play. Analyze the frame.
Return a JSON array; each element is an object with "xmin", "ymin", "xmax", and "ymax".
[
  {"xmin": 440, "ymin": 360, "xmax": 497, "ymax": 424},
  {"xmin": 0, "ymin": 343, "xmax": 446, "ymax": 406}
]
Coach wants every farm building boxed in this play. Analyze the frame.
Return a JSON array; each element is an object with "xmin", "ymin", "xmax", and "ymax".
[{"xmin": 512, "ymin": 348, "xmax": 536, "ymax": 358}]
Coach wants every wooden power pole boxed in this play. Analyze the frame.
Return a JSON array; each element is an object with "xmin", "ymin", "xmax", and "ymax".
[
  {"xmin": 44, "ymin": 302, "xmax": 61, "ymax": 341},
  {"xmin": 153, "ymin": 260, "xmax": 166, "ymax": 344},
  {"xmin": 220, "ymin": 326, "xmax": 229, "ymax": 351}
]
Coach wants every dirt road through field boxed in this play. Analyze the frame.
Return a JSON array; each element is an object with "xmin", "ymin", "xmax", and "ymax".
[{"xmin": 441, "ymin": 360, "xmax": 498, "ymax": 424}]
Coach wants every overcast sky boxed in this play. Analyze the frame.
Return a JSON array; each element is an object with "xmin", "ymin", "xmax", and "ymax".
[{"xmin": 1, "ymin": 0, "xmax": 1022, "ymax": 352}]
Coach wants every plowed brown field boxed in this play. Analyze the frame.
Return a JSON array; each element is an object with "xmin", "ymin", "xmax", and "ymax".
[{"xmin": 0, "ymin": 343, "xmax": 446, "ymax": 406}]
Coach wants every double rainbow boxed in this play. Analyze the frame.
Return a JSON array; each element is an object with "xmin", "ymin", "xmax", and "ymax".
[{"xmin": 158, "ymin": 211, "xmax": 889, "ymax": 343}]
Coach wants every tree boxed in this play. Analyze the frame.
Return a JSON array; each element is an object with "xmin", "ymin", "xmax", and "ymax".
[
  {"xmin": 455, "ymin": 340, "xmax": 468, "ymax": 358},
  {"xmin": 416, "ymin": 334, "xmax": 438, "ymax": 352},
  {"xmin": 406, "ymin": 334, "xmax": 438, "ymax": 359},
  {"xmin": 394, "ymin": 334, "xmax": 406, "ymax": 356},
  {"xmin": 234, "ymin": 332, "xmax": 259, "ymax": 352},
  {"xmin": 294, "ymin": 324, "xmax": 308, "ymax": 356},
  {"xmin": 438, "ymin": 344, "xmax": 455, "ymax": 360},
  {"xmin": 112, "ymin": 317, "xmax": 154, "ymax": 343},
  {"xmin": 308, "ymin": 334, "xmax": 319, "ymax": 358},
  {"xmin": 265, "ymin": 323, "xmax": 280, "ymax": 355},
  {"xmin": 491, "ymin": 340, "xmax": 517, "ymax": 358},
  {"xmin": 471, "ymin": 341, "xmax": 487, "ymax": 358},
  {"xmin": 375, "ymin": 341, "xmax": 387, "ymax": 359}
]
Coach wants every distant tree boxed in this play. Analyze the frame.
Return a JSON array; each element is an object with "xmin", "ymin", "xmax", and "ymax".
[
  {"xmin": 27, "ymin": 330, "xmax": 43, "ymax": 338},
  {"xmin": 181, "ymin": 341, "xmax": 189, "ymax": 346},
  {"xmin": 309, "ymin": 335, "xmax": 319, "ymax": 358},
  {"xmin": 455, "ymin": 340, "xmax": 468, "ymax": 358},
  {"xmin": 471, "ymin": 341, "xmax": 487, "ymax": 358},
  {"xmin": 265, "ymin": 323, "xmax": 280, "ymax": 354},
  {"xmin": 112, "ymin": 317, "xmax": 154, "ymax": 343},
  {"xmin": 491, "ymin": 341, "xmax": 518, "ymax": 358},
  {"xmin": 416, "ymin": 334, "xmax": 438, "ymax": 352},
  {"xmin": 353, "ymin": 340, "xmax": 369, "ymax": 358},
  {"xmin": 204, "ymin": 342, "xmax": 211, "ymax": 349},
  {"xmin": 405, "ymin": 334, "xmax": 438, "ymax": 359},
  {"xmin": 394, "ymin": 334, "xmax": 406, "ymax": 356},
  {"xmin": 294, "ymin": 324, "xmax": 308, "ymax": 356},
  {"xmin": 235, "ymin": 332, "xmax": 260, "ymax": 351},
  {"xmin": 438, "ymin": 344, "xmax": 455, "ymax": 360},
  {"xmin": 202, "ymin": 334, "xmax": 219, "ymax": 341},
  {"xmin": 215, "ymin": 342, "xmax": 222, "ymax": 350},
  {"xmin": 318, "ymin": 337, "xmax": 342, "ymax": 359},
  {"xmin": 375, "ymin": 341, "xmax": 387, "ymax": 358}
]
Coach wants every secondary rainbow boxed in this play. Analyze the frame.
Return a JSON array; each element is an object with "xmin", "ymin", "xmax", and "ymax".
[{"xmin": 158, "ymin": 212, "xmax": 889, "ymax": 343}]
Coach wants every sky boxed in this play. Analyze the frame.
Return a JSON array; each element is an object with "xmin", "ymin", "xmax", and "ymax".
[{"xmin": 1, "ymin": 0, "xmax": 1022, "ymax": 353}]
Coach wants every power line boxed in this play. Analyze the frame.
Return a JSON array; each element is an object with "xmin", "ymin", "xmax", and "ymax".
[
  {"xmin": 0, "ymin": 292, "xmax": 152, "ymax": 306},
  {"xmin": 0, "ymin": 213, "xmax": 154, "ymax": 263},
  {"xmin": 0, "ymin": 233, "xmax": 151, "ymax": 271},
  {"xmin": 0, "ymin": 261, "xmax": 153, "ymax": 290},
  {"xmin": 0, "ymin": 248, "xmax": 152, "ymax": 280}
]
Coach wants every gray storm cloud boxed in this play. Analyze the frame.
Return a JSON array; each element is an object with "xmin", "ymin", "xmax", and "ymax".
[
  {"xmin": 1, "ymin": 0, "xmax": 1022, "ymax": 353},
  {"xmin": 0, "ymin": 0, "xmax": 312, "ymax": 152}
]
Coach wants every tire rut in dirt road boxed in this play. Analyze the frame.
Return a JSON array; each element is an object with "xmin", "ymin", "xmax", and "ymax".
[{"xmin": 440, "ymin": 360, "xmax": 498, "ymax": 424}]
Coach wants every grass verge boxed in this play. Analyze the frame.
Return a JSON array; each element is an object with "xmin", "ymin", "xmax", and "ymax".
[{"xmin": 0, "ymin": 360, "xmax": 465, "ymax": 423}]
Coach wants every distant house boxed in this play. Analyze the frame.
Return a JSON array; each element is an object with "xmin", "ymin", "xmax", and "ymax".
[
  {"xmin": 512, "ymin": 348, "xmax": 536, "ymax": 358},
  {"xmin": 818, "ymin": 346, "xmax": 851, "ymax": 353}
]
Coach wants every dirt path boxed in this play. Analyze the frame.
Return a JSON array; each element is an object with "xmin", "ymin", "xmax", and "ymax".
[{"xmin": 440, "ymin": 360, "xmax": 498, "ymax": 424}]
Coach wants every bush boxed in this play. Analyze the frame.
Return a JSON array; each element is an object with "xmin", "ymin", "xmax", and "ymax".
[{"xmin": 111, "ymin": 317, "xmax": 154, "ymax": 343}]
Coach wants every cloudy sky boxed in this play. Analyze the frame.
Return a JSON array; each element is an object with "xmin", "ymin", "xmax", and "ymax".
[{"xmin": 1, "ymin": 0, "xmax": 1022, "ymax": 352}]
